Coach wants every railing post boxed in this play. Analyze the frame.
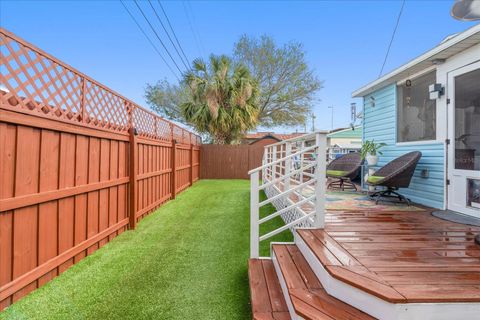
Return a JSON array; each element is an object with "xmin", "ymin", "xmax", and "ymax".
[
  {"xmin": 300, "ymin": 140, "xmax": 305, "ymax": 184},
  {"xmin": 262, "ymin": 147, "xmax": 267, "ymax": 183},
  {"xmin": 262, "ymin": 147, "xmax": 270, "ymax": 183},
  {"xmin": 285, "ymin": 142, "xmax": 292, "ymax": 191},
  {"xmin": 129, "ymin": 127, "xmax": 138, "ymax": 230},
  {"xmin": 272, "ymin": 145, "xmax": 277, "ymax": 180},
  {"xmin": 314, "ymin": 132, "xmax": 327, "ymax": 228},
  {"xmin": 250, "ymin": 170, "xmax": 259, "ymax": 258}
]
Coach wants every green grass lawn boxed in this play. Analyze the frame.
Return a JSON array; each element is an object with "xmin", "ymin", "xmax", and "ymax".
[{"xmin": 1, "ymin": 179, "xmax": 292, "ymax": 320}]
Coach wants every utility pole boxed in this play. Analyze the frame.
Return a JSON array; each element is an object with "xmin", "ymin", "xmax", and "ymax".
[
  {"xmin": 328, "ymin": 106, "xmax": 334, "ymax": 130},
  {"xmin": 311, "ymin": 112, "xmax": 316, "ymax": 132}
]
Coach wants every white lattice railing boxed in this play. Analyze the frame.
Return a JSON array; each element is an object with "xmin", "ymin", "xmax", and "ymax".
[{"xmin": 249, "ymin": 132, "xmax": 328, "ymax": 258}]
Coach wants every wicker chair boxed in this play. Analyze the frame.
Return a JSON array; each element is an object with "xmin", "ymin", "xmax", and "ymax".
[
  {"xmin": 366, "ymin": 151, "xmax": 422, "ymax": 205},
  {"xmin": 326, "ymin": 153, "xmax": 363, "ymax": 191}
]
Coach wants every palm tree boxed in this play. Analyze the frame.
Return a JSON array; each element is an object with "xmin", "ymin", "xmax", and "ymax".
[{"xmin": 181, "ymin": 55, "xmax": 259, "ymax": 144}]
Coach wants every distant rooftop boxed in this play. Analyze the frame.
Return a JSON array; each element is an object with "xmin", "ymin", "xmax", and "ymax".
[
  {"xmin": 327, "ymin": 126, "xmax": 362, "ymax": 139},
  {"xmin": 243, "ymin": 132, "xmax": 306, "ymax": 142}
]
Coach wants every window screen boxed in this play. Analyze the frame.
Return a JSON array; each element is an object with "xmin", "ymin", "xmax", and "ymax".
[{"xmin": 397, "ymin": 71, "xmax": 436, "ymax": 142}]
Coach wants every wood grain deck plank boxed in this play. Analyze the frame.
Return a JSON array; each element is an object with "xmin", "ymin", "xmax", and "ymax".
[
  {"xmin": 286, "ymin": 245, "xmax": 322, "ymax": 290},
  {"xmin": 295, "ymin": 230, "xmax": 342, "ymax": 267},
  {"xmin": 249, "ymin": 259, "xmax": 273, "ymax": 314},
  {"xmin": 290, "ymin": 296, "xmax": 335, "ymax": 320},
  {"xmin": 377, "ymin": 271, "xmax": 480, "ymax": 285},
  {"xmin": 309, "ymin": 230, "xmax": 364, "ymax": 267},
  {"xmin": 273, "ymin": 245, "xmax": 375, "ymax": 319},
  {"xmin": 290, "ymin": 288, "xmax": 374, "ymax": 320},
  {"xmin": 315, "ymin": 204, "xmax": 480, "ymax": 303},
  {"xmin": 325, "ymin": 266, "xmax": 405, "ymax": 303},
  {"xmin": 394, "ymin": 285, "xmax": 480, "ymax": 303},
  {"xmin": 262, "ymin": 260, "xmax": 289, "ymax": 312}
]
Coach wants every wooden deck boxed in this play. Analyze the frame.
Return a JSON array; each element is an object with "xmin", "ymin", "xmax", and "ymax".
[
  {"xmin": 272, "ymin": 244, "xmax": 374, "ymax": 319},
  {"xmin": 248, "ymin": 259, "xmax": 290, "ymax": 320},
  {"xmin": 297, "ymin": 209, "xmax": 480, "ymax": 303}
]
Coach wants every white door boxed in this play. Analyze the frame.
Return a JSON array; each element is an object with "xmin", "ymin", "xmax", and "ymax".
[{"xmin": 447, "ymin": 61, "xmax": 480, "ymax": 218}]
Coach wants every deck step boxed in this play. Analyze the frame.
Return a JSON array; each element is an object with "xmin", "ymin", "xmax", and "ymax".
[
  {"xmin": 272, "ymin": 244, "xmax": 375, "ymax": 320},
  {"xmin": 248, "ymin": 259, "xmax": 291, "ymax": 320},
  {"xmin": 296, "ymin": 229, "xmax": 407, "ymax": 303}
]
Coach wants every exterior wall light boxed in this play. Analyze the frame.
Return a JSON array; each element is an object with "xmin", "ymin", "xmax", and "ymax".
[
  {"xmin": 429, "ymin": 83, "xmax": 444, "ymax": 100},
  {"xmin": 370, "ymin": 96, "xmax": 375, "ymax": 107}
]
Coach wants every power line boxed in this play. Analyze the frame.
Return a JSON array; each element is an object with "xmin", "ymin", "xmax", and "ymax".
[
  {"xmin": 120, "ymin": 0, "xmax": 180, "ymax": 81},
  {"xmin": 133, "ymin": 0, "xmax": 185, "ymax": 76},
  {"xmin": 182, "ymin": 1, "xmax": 204, "ymax": 59},
  {"xmin": 186, "ymin": 1, "xmax": 206, "ymax": 57},
  {"xmin": 158, "ymin": 1, "xmax": 191, "ymax": 68},
  {"xmin": 147, "ymin": 0, "xmax": 190, "ymax": 71},
  {"xmin": 378, "ymin": 0, "xmax": 406, "ymax": 78}
]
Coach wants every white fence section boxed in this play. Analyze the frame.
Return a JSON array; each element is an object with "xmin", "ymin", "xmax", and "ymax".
[{"xmin": 249, "ymin": 132, "xmax": 328, "ymax": 258}]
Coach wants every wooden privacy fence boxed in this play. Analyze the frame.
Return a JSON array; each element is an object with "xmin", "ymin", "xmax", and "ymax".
[
  {"xmin": 0, "ymin": 28, "xmax": 200, "ymax": 309},
  {"xmin": 200, "ymin": 144, "xmax": 265, "ymax": 179}
]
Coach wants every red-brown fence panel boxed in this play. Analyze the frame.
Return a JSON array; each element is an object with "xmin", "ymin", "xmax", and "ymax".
[
  {"xmin": 200, "ymin": 144, "xmax": 266, "ymax": 179},
  {"xmin": 175, "ymin": 143, "xmax": 193, "ymax": 193},
  {"xmin": 0, "ymin": 28, "xmax": 201, "ymax": 310}
]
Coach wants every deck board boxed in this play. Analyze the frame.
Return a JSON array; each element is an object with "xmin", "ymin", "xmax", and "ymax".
[
  {"xmin": 273, "ymin": 244, "xmax": 375, "ymax": 320},
  {"xmin": 296, "ymin": 208, "xmax": 480, "ymax": 303},
  {"xmin": 248, "ymin": 259, "xmax": 290, "ymax": 320}
]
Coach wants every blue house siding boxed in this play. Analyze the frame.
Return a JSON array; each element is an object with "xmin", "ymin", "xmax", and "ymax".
[{"xmin": 362, "ymin": 84, "xmax": 445, "ymax": 209}]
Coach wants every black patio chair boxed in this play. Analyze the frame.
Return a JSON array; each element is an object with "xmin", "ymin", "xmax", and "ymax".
[
  {"xmin": 326, "ymin": 153, "xmax": 363, "ymax": 191},
  {"xmin": 366, "ymin": 151, "xmax": 422, "ymax": 205}
]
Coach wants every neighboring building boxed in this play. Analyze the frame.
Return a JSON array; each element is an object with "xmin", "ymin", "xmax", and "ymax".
[
  {"xmin": 326, "ymin": 126, "xmax": 362, "ymax": 161},
  {"xmin": 352, "ymin": 24, "xmax": 480, "ymax": 216},
  {"xmin": 241, "ymin": 132, "xmax": 305, "ymax": 147}
]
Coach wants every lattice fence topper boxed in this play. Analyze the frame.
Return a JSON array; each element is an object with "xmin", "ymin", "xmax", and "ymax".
[
  {"xmin": 0, "ymin": 28, "xmax": 201, "ymax": 143},
  {"xmin": 156, "ymin": 117, "xmax": 172, "ymax": 142},
  {"xmin": 195, "ymin": 135, "xmax": 202, "ymax": 146},
  {"xmin": 1, "ymin": 32, "xmax": 84, "ymax": 124},
  {"xmin": 84, "ymin": 80, "xmax": 129, "ymax": 132},
  {"xmin": 132, "ymin": 106, "xmax": 157, "ymax": 139},
  {"xmin": 173, "ymin": 125, "xmax": 183, "ymax": 143},
  {"xmin": 182, "ymin": 129, "xmax": 191, "ymax": 145}
]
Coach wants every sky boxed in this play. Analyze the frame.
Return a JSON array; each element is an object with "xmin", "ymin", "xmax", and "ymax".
[{"xmin": 1, "ymin": 0, "xmax": 478, "ymax": 133}]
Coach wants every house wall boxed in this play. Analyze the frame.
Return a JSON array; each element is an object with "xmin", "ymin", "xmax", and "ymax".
[
  {"xmin": 362, "ymin": 84, "xmax": 445, "ymax": 209},
  {"xmin": 328, "ymin": 137, "xmax": 362, "ymax": 148}
]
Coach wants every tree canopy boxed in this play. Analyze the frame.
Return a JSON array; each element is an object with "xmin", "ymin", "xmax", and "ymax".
[
  {"xmin": 180, "ymin": 55, "xmax": 259, "ymax": 144},
  {"xmin": 145, "ymin": 35, "xmax": 321, "ymax": 142},
  {"xmin": 233, "ymin": 35, "xmax": 322, "ymax": 127}
]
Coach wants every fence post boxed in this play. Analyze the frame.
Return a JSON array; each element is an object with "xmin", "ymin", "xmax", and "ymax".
[
  {"xmin": 285, "ymin": 142, "xmax": 292, "ymax": 191},
  {"xmin": 250, "ymin": 170, "xmax": 259, "ymax": 258},
  {"xmin": 190, "ymin": 135, "xmax": 194, "ymax": 186},
  {"xmin": 314, "ymin": 132, "xmax": 327, "ymax": 228},
  {"xmin": 171, "ymin": 138, "xmax": 177, "ymax": 199},
  {"xmin": 129, "ymin": 127, "xmax": 138, "ymax": 230},
  {"xmin": 81, "ymin": 78, "xmax": 86, "ymax": 123}
]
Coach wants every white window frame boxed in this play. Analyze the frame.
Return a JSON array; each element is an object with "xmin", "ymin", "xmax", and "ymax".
[{"xmin": 395, "ymin": 68, "xmax": 440, "ymax": 146}]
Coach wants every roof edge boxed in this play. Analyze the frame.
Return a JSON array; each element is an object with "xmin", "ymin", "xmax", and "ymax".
[{"xmin": 352, "ymin": 23, "xmax": 480, "ymax": 98}]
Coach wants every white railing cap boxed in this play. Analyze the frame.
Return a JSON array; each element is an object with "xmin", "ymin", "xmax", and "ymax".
[
  {"xmin": 248, "ymin": 145, "xmax": 318, "ymax": 175},
  {"xmin": 263, "ymin": 131, "xmax": 329, "ymax": 148}
]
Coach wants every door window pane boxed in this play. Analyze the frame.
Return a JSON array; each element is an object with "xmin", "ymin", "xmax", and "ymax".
[
  {"xmin": 397, "ymin": 71, "xmax": 437, "ymax": 142},
  {"xmin": 455, "ymin": 68, "xmax": 480, "ymax": 171}
]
